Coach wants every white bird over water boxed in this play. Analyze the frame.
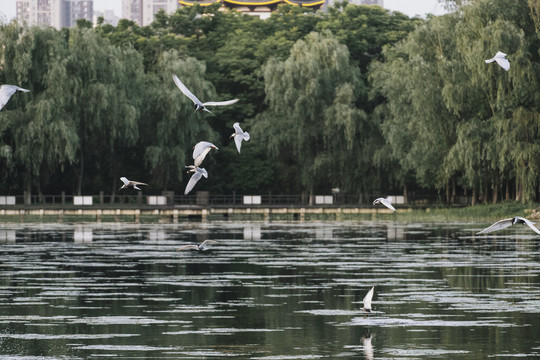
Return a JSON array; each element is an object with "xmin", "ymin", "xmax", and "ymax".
[
  {"xmin": 485, "ymin": 51, "xmax": 510, "ymax": 71},
  {"xmin": 193, "ymin": 141, "xmax": 218, "ymax": 167},
  {"xmin": 177, "ymin": 239, "xmax": 219, "ymax": 252},
  {"xmin": 172, "ymin": 74, "xmax": 238, "ymax": 113},
  {"xmin": 373, "ymin": 196, "xmax": 396, "ymax": 211},
  {"xmin": 0, "ymin": 85, "xmax": 30, "ymax": 111},
  {"xmin": 361, "ymin": 286, "xmax": 375, "ymax": 313},
  {"xmin": 184, "ymin": 166, "xmax": 208, "ymax": 195},
  {"xmin": 119, "ymin": 177, "xmax": 148, "ymax": 191},
  {"xmin": 477, "ymin": 216, "xmax": 540, "ymax": 235},
  {"xmin": 230, "ymin": 122, "xmax": 250, "ymax": 153}
]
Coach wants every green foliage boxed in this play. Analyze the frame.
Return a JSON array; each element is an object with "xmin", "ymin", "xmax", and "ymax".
[
  {"xmin": 3, "ymin": 0, "xmax": 540, "ymax": 205},
  {"xmin": 255, "ymin": 31, "xmax": 368, "ymax": 194}
]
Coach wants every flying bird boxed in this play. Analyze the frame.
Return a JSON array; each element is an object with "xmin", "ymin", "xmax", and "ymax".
[
  {"xmin": 172, "ymin": 74, "xmax": 238, "ymax": 113},
  {"xmin": 184, "ymin": 166, "xmax": 208, "ymax": 195},
  {"xmin": 361, "ymin": 286, "xmax": 375, "ymax": 313},
  {"xmin": 192, "ymin": 141, "xmax": 218, "ymax": 167},
  {"xmin": 119, "ymin": 177, "xmax": 148, "ymax": 191},
  {"xmin": 373, "ymin": 197, "xmax": 396, "ymax": 212},
  {"xmin": 176, "ymin": 239, "xmax": 219, "ymax": 252},
  {"xmin": 485, "ymin": 51, "xmax": 510, "ymax": 71},
  {"xmin": 477, "ymin": 216, "xmax": 540, "ymax": 235},
  {"xmin": 0, "ymin": 85, "xmax": 30, "ymax": 111},
  {"xmin": 230, "ymin": 122, "xmax": 250, "ymax": 153}
]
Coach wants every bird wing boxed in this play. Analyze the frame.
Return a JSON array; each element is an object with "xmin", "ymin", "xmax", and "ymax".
[
  {"xmin": 199, "ymin": 239, "xmax": 219, "ymax": 250},
  {"xmin": 476, "ymin": 218, "xmax": 514, "ymax": 234},
  {"xmin": 201, "ymin": 239, "xmax": 219, "ymax": 246},
  {"xmin": 380, "ymin": 198, "xmax": 396, "ymax": 211},
  {"xmin": 199, "ymin": 167, "xmax": 208, "ymax": 178},
  {"xmin": 172, "ymin": 74, "xmax": 202, "ymax": 106},
  {"xmin": 184, "ymin": 171, "xmax": 203, "ymax": 195},
  {"xmin": 120, "ymin": 177, "xmax": 130, "ymax": 186},
  {"xmin": 363, "ymin": 286, "xmax": 375, "ymax": 310},
  {"xmin": 516, "ymin": 217, "xmax": 540, "ymax": 235},
  {"xmin": 233, "ymin": 122, "xmax": 243, "ymax": 134},
  {"xmin": 194, "ymin": 147, "xmax": 211, "ymax": 167},
  {"xmin": 234, "ymin": 134, "xmax": 243, "ymax": 153},
  {"xmin": 193, "ymin": 142, "xmax": 217, "ymax": 167},
  {"xmin": 176, "ymin": 245, "xmax": 200, "ymax": 251},
  {"xmin": 184, "ymin": 168, "xmax": 207, "ymax": 195},
  {"xmin": 243, "ymin": 132, "xmax": 250, "ymax": 141},
  {"xmin": 494, "ymin": 57, "xmax": 510, "ymax": 71},
  {"xmin": 131, "ymin": 181, "xmax": 147, "ymax": 186},
  {"xmin": 202, "ymin": 99, "xmax": 239, "ymax": 107},
  {"xmin": 0, "ymin": 85, "xmax": 21, "ymax": 110}
]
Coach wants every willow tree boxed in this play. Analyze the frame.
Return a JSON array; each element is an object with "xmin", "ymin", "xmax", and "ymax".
[
  {"xmin": 370, "ymin": 13, "xmax": 462, "ymax": 200},
  {"xmin": 142, "ymin": 50, "xmax": 216, "ymax": 191},
  {"xmin": 0, "ymin": 24, "xmax": 81, "ymax": 198},
  {"xmin": 443, "ymin": 0, "xmax": 538, "ymax": 202},
  {"xmin": 372, "ymin": 0, "xmax": 539, "ymax": 204},
  {"xmin": 46, "ymin": 27, "xmax": 145, "ymax": 195},
  {"xmin": 255, "ymin": 31, "xmax": 367, "ymax": 195}
]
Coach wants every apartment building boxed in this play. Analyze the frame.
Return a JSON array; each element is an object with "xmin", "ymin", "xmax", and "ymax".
[{"xmin": 16, "ymin": 0, "xmax": 93, "ymax": 29}]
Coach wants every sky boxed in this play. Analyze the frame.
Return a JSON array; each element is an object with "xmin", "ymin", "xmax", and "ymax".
[{"xmin": 0, "ymin": 0, "xmax": 448, "ymax": 22}]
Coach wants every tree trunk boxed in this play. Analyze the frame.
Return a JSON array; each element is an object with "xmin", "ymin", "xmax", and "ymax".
[
  {"xmin": 482, "ymin": 181, "xmax": 489, "ymax": 204},
  {"xmin": 472, "ymin": 187, "xmax": 477, "ymax": 206},
  {"xmin": 505, "ymin": 182, "xmax": 510, "ymax": 201},
  {"xmin": 492, "ymin": 178, "xmax": 498, "ymax": 204},
  {"xmin": 403, "ymin": 183, "xmax": 408, "ymax": 203},
  {"xmin": 78, "ymin": 150, "xmax": 84, "ymax": 196},
  {"xmin": 515, "ymin": 177, "xmax": 522, "ymax": 202},
  {"xmin": 25, "ymin": 182, "xmax": 31, "ymax": 205},
  {"xmin": 451, "ymin": 177, "xmax": 456, "ymax": 204}
]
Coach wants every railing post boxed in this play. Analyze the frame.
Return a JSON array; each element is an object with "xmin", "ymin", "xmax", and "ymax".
[
  {"xmin": 61, "ymin": 191, "xmax": 65, "ymax": 205},
  {"xmin": 99, "ymin": 191, "xmax": 104, "ymax": 205}
]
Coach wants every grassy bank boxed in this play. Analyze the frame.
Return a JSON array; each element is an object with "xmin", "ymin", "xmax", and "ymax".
[{"xmin": 387, "ymin": 202, "xmax": 539, "ymax": 222}]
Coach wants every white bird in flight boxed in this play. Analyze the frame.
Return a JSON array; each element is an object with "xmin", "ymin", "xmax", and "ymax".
[
  {"xmin": 230, "ymin": 122, "xmax": 250, "ymax": 153},
  {"xmin": 192, "ymin": 141, "xmax": 218, "ymax": 167},
  {"xmin": 476, "ymin": 216, "xmax": 540, "ymax": 235},
  {"xmin": 172, "ymin": 74, "xmax": 238, "ymax": 113},
  {"xmin": 184, "ymin": 166, "xmax": 208, "ymax": 195},
  {"xmin": 485, "ymin": 51, "xmax": 510, "ymax": 71},
  {"xmin": 0, "ymin": 85, "xmax": 30, "ymax": 111},
  {"xmin": 119, "ymin": 177, "xmax": 148, "ymax": 191},
  {"xmin": 373, "ymin": 196, "xmax": 396, "ymax": 211},
  {"xmin": 361, "ymin": 286, "xmax": 375, "ymax": 313},
  {"xmin": 176, "ymin": 239, "xmax": 219, "ymax": 252}
]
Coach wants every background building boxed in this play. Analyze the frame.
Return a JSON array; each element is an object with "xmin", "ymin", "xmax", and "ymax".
[
  {"xmin": 16, "ymin": 0, "xmax": 93, "ymax": 29},
  {"xmin": 142, "ymin": 0, "xmax": 179, "ymax": 26},
  {"xmin": 122, "ymin": 0, "xmax": 179, "ymax": 26},
  {"xmin": 122, "ymin": 0, "xmax": 142, "ymax": 25},
  {"xmin": 93, "ymin": 9, "xmax": 120, "ymax": 26}
]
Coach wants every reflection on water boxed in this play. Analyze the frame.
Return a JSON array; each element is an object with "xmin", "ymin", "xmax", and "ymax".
[
  {"xmin": 74, "ymin": 226, "xmax": 92, "ymax": 243},
  {"xmin": 0, "ymin": 221, "xmax": 539, "ymax": 359}
]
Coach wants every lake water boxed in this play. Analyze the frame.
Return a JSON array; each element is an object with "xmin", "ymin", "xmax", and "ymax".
[{"xmin": 0, "ymin": 221, "xmax": 539, "ymax": 359}]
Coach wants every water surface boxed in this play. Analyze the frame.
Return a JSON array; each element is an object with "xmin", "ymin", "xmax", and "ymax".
[{"xmin": 0, "ymin": 221, "xmax": 539, "ymax": 359}]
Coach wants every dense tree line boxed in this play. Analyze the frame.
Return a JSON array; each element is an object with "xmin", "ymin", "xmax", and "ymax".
[{"xmin": 1, "ymin": 0, "xmax": 539, "ymax": 204}]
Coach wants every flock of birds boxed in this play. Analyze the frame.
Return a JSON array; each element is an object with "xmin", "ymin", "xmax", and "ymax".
[
  {"xmin": 0, "ymin": 74, "xmax": 248, "ymax": 195},
  {"xmin": 0, "ymin": 51, "xmax": 531, "ymax": 313}
]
